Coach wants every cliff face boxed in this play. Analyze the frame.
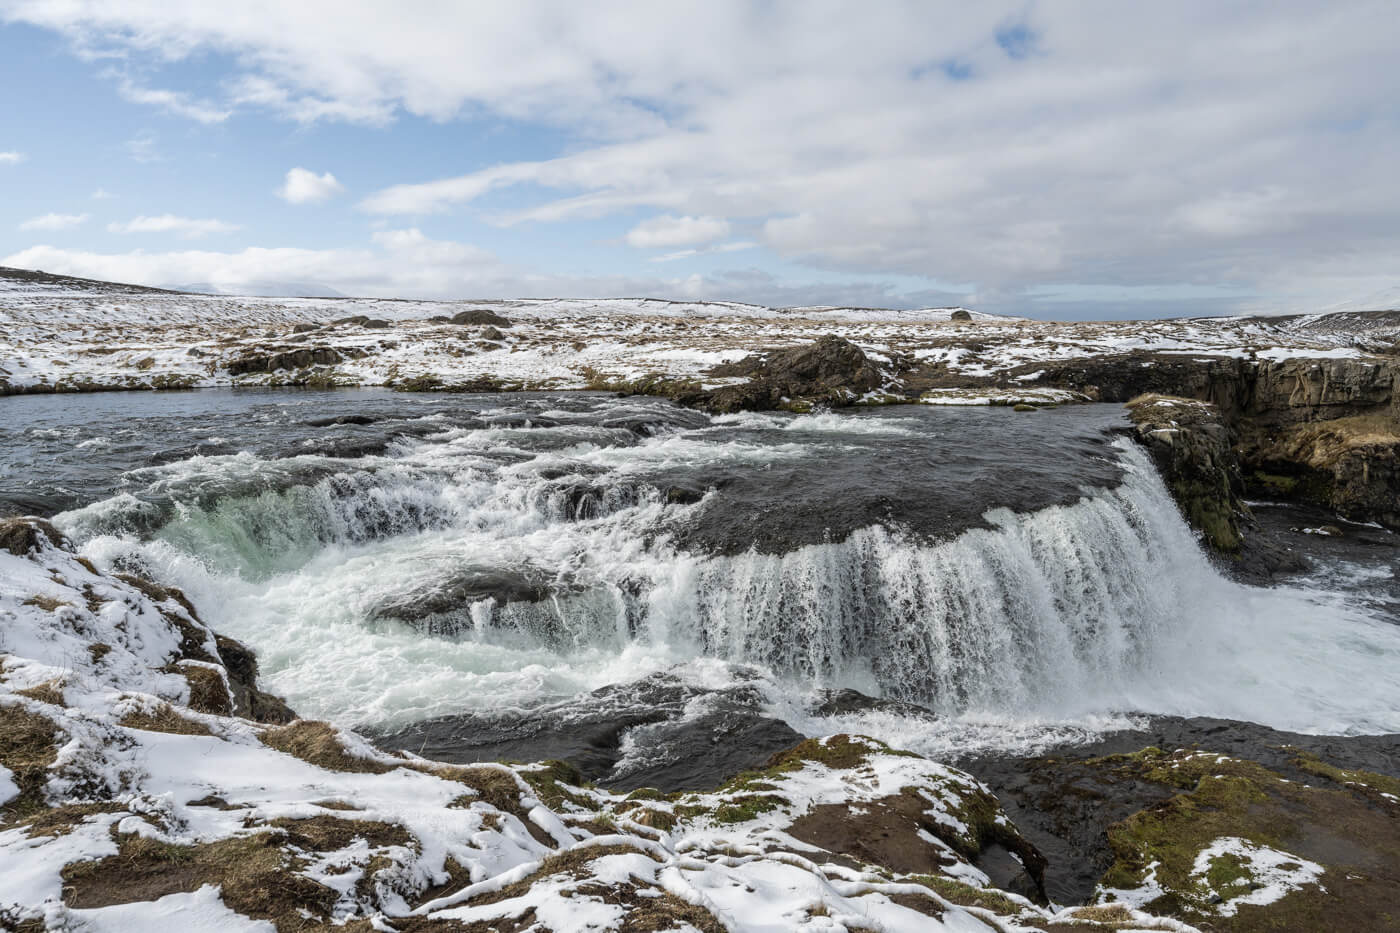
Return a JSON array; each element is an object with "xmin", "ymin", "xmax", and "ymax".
[
  {"xmin": 1029, "ymin": 355, "xmax": 1399, "ymax": 532},
  {"xmin": 1125, "ymin": 395, "xmax": 1248, "ymax": 553}
]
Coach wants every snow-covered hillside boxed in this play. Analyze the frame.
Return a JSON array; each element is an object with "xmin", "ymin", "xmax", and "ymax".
[{"xmin": 0, "ymin": 266, "xmax": 1393, "ymax": 396}]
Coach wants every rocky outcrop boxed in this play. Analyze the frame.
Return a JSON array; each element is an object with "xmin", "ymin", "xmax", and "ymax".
[
  {"xmin": 696, "ymin": 335, "xmax": 887, "ymax": 412},
  {"xmin": 450, "ymin": 308, "xmax": 513, "ymax": 327},
  {"xmin": 1125, "ymin": 395, "xmax": 1249, "ymax": 552},
  {"xmin": 1028, "ymin": 355, "xmax": 1399, "ymax": 529},
  {"xmin": 1240, "ymin": 415, "xmax": 1400, "ymax": 528},
  {"xmin": 962, "ymin": 716, "xmax": 1400, "ymax": 926},
  {"xmin": 227, "ymin": 346, "xmax": 343, "ymax": 375},
  {"xmin": 1018, "ymin": 354, "xmax": 1397, "ymax": 422}
]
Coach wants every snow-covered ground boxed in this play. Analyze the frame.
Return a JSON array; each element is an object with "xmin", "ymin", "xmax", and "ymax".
[
  {"xmin": 0, "ymin": 518, "xmax": 1199, "ymax": 931},
  {"xmin": 2, "ymin": 269, "xmax": 1392, "ymax": 396}
]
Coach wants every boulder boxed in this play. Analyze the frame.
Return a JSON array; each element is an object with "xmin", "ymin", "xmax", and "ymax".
[
  {"xmin": 698, "ymin": 335, "xmax": 887, "ymax": 413},
  {"xmin": 950, "ymin": 309, "xmax": 973, "ymax": 321},
  {"xmin": 450, "ymin": 308, "xmax": 513, "ymax": 327}
]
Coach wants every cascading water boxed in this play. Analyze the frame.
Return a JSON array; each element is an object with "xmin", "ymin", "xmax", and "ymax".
[{"xmin": 13, "ymin": 388, "xmax": 1396, "ymax": 752}]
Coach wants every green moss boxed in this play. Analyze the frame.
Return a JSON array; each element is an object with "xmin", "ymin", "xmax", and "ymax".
[
  {"xmin": 1291, "ymin": 750, "xmax": 1400, "ymax": 800},
  {"xmin": 518, "ymin": 760, "xmax": 596, "ymax": 811},
  {"xmin": 712, "ymin": 794, "xmax": 786, "ymax": 824},
  {"xmin": 1091, "ymin": 747, "xmax": 1400, "ymax": 926},
  {"xmin": 623, "ymin": 787, "xmax": 675, "ymax": 803},
  {"xmin": 395, "ymin": 374, "xmax": 445, "ymax": 392}
]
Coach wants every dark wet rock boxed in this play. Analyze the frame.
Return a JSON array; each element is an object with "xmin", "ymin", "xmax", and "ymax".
[
  {"xmin": 304, "ymin": 414, "xmax": 382, "ymax": 427},
  {"xmin": 1126, "ymin": 395, "xmax": 1248, "ymax": 553},
  {"xmin": 450, "ymin": 309, "xmax": 513, "ymax": 327},
  {"xmin": 213, "ymin": 634, "xmax": 297, "ymax": 724},
  {"xmin": 950, "ymin": 309, "xmax": 973, "ymax": 321},
  {"xmin": 369, "ymin": 566, "xmax": 557, "ymax": 624},
  {"xmin": 227, "ymin": 347, "xmax": 343, "ymax": 375},
  {"xmin": 663, "ymin": 485, "xmax": 705, "ymax": 505},
  {"xmin": 957, "ymin": 715, "xmax": 1400, "ymax": 907},
  {"xmin": 696, "ymin": 335, "xmax": 888, "ymax": 413},
  {"xmin": 808, "ymin": 688, "xmax": 937, "ymax": 719},
  {"xmin": 368, "ymin": 670, "xmax": 801, "ymax": 792}
]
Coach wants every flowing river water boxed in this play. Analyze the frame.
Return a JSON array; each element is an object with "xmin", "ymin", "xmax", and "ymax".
[{"xmin": 3, "ymin": 388, "xmax": 1398, "ymax": 784}]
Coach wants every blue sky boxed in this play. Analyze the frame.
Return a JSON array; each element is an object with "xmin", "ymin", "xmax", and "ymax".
[{"xmin": 1, "ymin": 2, "xmax": 1397, "ymax": 318}]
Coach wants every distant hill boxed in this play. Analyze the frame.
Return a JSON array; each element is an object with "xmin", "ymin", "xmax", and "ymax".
[{"xmin": 0, "ymin": 265, "xmax": 184, "ymax": 296}]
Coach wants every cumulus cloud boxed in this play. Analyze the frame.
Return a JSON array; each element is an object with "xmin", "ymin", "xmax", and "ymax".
[
  {"xmin": 108, "ymin": 215, "xmax": 241, "ymax": 238},
  {"xmin": 277, "ymin": 167, "xmax": 346, "ymax": 204},
  {"xmin": 625, "ymin": 215, "xmax": 731, "ymax": 249},
  {"xmin": 8, "ymin": 3, "xmax": 1400, "ymax": 313},
  {"xmin": 0, "ymin": 151, "xmax": 24, "ymax": 164},
  {"xmin": 19, "ymin": 213, "xmax": 90, "ymax": 231}
]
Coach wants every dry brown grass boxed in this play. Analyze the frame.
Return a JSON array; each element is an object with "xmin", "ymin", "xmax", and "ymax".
[
  {"xmin": 15, "ymin": 802, "xmax": 126, "ymax": 839},
  {"xmin": 120, "ymin": 703, "xmax": 214, "ymax": 737},
  {"xmin": 0, "ymin": 703, "xmax": 59, "ymax": 821},
  {"xmin": 20, "ymin": 594, "xmax": 71, "ymax": 613},
  {"xmin": 13, "ymin": 679, "xmax": 66, "ymax": 707},
  {"xmin": 62, "ymin": 832, "xmax": 341, "ymax": 928},
  {"xmin": 172, "ymin": 664, "xmax": 232, "ymax": 716},
  {"xmin": 271, "ymin": 815, "xmax": 413, "ymax": 852},
  {"xmin": 260, "ymin": 720, "xmax": 395, "ymax": 774}
]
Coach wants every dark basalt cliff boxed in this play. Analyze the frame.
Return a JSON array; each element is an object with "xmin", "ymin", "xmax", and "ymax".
[{"xmin": 1017, "ymin": 354, "xmax": 1399, "ymax": 534}]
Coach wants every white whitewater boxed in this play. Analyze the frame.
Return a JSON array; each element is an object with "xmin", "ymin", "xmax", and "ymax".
[{"xmin": 60, "ymin": 423, "xmax": 1400, "ymax": 753}]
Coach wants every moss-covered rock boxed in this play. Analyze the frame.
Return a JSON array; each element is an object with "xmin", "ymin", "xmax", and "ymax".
[
  {"xmin": 1092, "ymin": 747, "xmax": 1400, "ymax": 930},
  {"xmin": 1126, "ymin": 394, "xmax": 1249, "ymax": 553}
]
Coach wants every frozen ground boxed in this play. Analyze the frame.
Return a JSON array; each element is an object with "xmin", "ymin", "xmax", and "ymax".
[{"xmin": 3, "ymin": 267, "xmax": 1394, "ymax": 397}]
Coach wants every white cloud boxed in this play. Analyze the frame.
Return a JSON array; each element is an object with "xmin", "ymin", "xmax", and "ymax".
[
  {"xmin": 8, "ymin": 3, "xmax": 1400, "ymax": 313},
  {"xmin": 107, "ymin": 215, "xmax": 241, "ymax": 238},
  {"xmin": 277, "ymin": 167, "xmax": 346, "ymax": 204},
  {"xmin": 650, "ymin": 240, "xmax": 756, "ymax": 263},
  {"xmin": 106, "ymin": 71, "xmax": 231, "ymax": 123},
  {"xmin": 625, "ymin": 215, "xmax": 731, "ymax": 249},
  {"xmin": 91, "ymin": 188, "xmax": 115, "ymax": 199},
  {"xmin": 0, "ymin": 151, "xmax": 24, "ymax": 164},
  {"xmin": 19, "ymin": 213, "xmax": 90, "ymax": 231}
]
